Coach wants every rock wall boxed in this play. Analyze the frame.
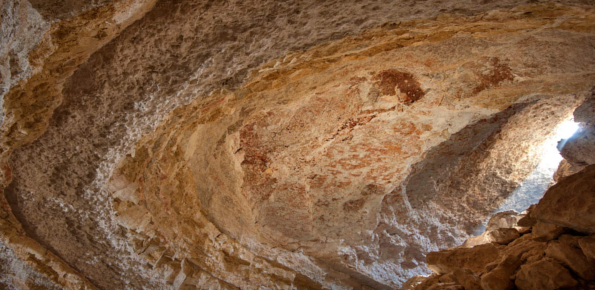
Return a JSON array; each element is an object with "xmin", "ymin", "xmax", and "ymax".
[
  {"xmin": 1, "ymin": 0, "xmax": 595, "ymax": 289},
  {"xmin": 406, "ymin": 92, "xmax": 595, "ymax": 289}
]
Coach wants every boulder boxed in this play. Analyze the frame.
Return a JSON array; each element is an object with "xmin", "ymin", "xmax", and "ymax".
[
  {"xmin": 501, "ymin": 234, "xmax": 547, "ymax": 263},
  {"xmin": 426, "ymin": 243, "xmax": 501, "ymax": 275},
  {"xmin": 462, "ymin": 233, "xmax": 490, "ymax": 248},
  {"xmin": 545, "ymin": 239, "xmax": 595, "ymax": 280},
  {"xmin": 515, "ymin": 258, "xmax": 577, "ymax": 290},
  {"xmin": 516, "ymin": 215, "xmax": 536, "ymax": 228},
  {"xmin": 480, "ymin": 255, "xmax": 521, "ymax": 290},
  {"xmin": 532, "ymin": 221, "xmax": 565, "ymax": 241},
  {"xmin": 408, "ymin": 274, "xmax": 463, "ymax": 290},
  {"xmin": 579, "ymin": 234, "xmax": 595, "ymax": 260},
  {"xmin": 463, "ymin": 223, "xmax": 521, "ymax": 248},
  {"xmin": 452, "ymin": 268, "xmax": 481, "ymax": 290},
  {"xmin": 401, "ymin": 275, "xmax": 429, "ymax": 290},
  {"xmin": 487, "ymin": 228, "xmax": 520, "ymax": 245},
  {"xmin": 553, "ymin": 159, "xmax": 583, "ymax": 182},
  {"xmin": 533, "ymin": 165, "xmax": 595, "ymax": 234},
  {"xmin": 486, "ymin": 211, "xmax": 520, "ymax": 231}
]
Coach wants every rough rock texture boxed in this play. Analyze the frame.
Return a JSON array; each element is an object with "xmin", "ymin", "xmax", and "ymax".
[
  {"xmin": 561, "ymin": 96, "xmax": 595, "ymax": 167},
  {"xmin": 515, "ymin": 258, "xmax": 578, "ymax": 290},
  {"xmin": 533, "ymin": 164, "xmax": 595, "ymax": 234},
  {"xmin": 580, "ymin": 234, "xmax": 595, "ymax": 260},
  {"xmin": 479, "ymin": 255, "xmax": 519, "ymax": 290},
  {"xmin": 2, "ymin": 0, "xmax": 595, "ymax": 289},
  {"xmin": 426, "ymin": 244, "xmax": 501, "ymax": 275},
  {"xmin": 546, "ymin": 237, "xmax": 595, "ymax": 280}
]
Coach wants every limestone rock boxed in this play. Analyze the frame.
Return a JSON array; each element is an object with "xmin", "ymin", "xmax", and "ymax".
[
  {"xmin": 481, "ymin": 255, "xmax": 521, "ymax": 290},
  {"xmin": 553, "ymin": 159, "xmax": 583, "ymax": 182},
  {"xmin": 516, "ymin": 215, "xmax": 536, "ymax": 228},
  {"xmin": 462, "ymin": 233, "xmax": 491, "ymax": 248},
  {"xmin": 533, "ymin": 165, "xmax": 595, "ymax": 234},
  {"xmin": 532, "ymin": 221, "xmax": 567, "ymax": 241},
  {"xmin": 2, "ymin": 1, "xmax": 595, "ymax": 289},
  {"xmin": 517, "ymin": 205, "xmax": 537, "ymax": 227},
  {"xmin": 402, "ymin": 275, "xmax": 433, "ymax": 290},
  {"xmin": 545, "ymin": 239, "xmax": 595, "ymax": 280},
  {"xmin": 514, "ymin": 258, "xmax": 578, "ymax": 290},
  {"xmin": 579, "ymin": 234, "xmax": 595, "ymax": 260},
  {"xmin": 426, "ymin": 243, "xmax": 501, "ymax": 275},
  {"xmin": 406, "ymin": 274, "xmax": 453, "ymax": 290},
  {"xmin": 500, "ymin": 234, "xmax": 547, "ymax": 264},
  {"xmin": 486, "ymin": 211, "xmax": 520, "ymax": 232},
  {"xmin": 487, "ymin": 228, "xmax": 520, "ymax": 245},
  {"xmin": 561, "ymin": 96, "xmax": 595, "ymax": 167},
  {"xmin": 463, "ymin": 212, "xmax": 522, "ymax": 247},
  {"xmin": 452, "ymin": 268, "xmax": 481, "ymax": 290}
]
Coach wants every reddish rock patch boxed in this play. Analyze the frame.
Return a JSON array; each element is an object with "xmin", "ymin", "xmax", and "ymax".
[
  {"xmin": 374, "ymin": 69, "xmax": 425, "ymax": 104},
  {"xmin": 472, "ymin": 57, "xmax": 514, "ymax": 94}
]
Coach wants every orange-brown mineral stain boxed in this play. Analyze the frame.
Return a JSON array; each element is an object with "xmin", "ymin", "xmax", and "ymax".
[{"xmin": 374, "ymin": 69, "xmax": 425, "ymax": 104}]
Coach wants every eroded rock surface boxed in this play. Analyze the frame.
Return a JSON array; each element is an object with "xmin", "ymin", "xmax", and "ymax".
[
  {"xmin": 2, "ymin": 1, "xmax": 595, "ymax": 289},
  {"xmin": 402, "ymin": 156, "xmax": 595, "ymax": 290}
]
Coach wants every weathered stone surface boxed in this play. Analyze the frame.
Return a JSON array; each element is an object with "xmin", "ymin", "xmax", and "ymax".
[
  {"xmin": 561, "ymin": 96, "xmax": 595, "ymax": 167},
  {"xmin": 579, "ymin": 234, "xmax": 595, "ymax": 260},
  {"xmin": 2, "ymin": 1, "xmax": 595, "ymax": 289},
  {"xmin": 515, "ymin": 258, "xmax": 578, "ymax": 290},
  {"xmin": 554, "ymin": 159, "xmax": 584, "ymax": 182},
  {"xmin": 500, "ymin": 234, "xmax": 547, "ymax": 264},
  {"xmin": 546, "ymin": 238, "xmax": 595, "ymax": 280},
  {"xmin": 533, "ymin": 165, "xmax": 595, "ymax": 234},
  {"xmin": 486, "ymin": 211, "xmax": 521, "ymax": 232},
  {"xmin": 452, "ymin": 268, "xmax": 481, "ymax": 290},
  {"xmin": 532, "ymin": 221, "xmax": 567, "ymax": 241},
  {"xmin": 487, "ymin": 228, "xmax": 520, "ymax": 245},
  {"xmin": 480, "ymin": 255, "xmax": 520, "ymax": 290},
  {"xmin": 464, "ymin": 212, "xmax": 522, "ymax": 247},
  {"xmin": 426, "ymin": 244, "xmax": 501, "ymax": 275}
]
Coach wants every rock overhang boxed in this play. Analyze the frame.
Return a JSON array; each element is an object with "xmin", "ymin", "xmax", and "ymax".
[{"xmin": 1, "ymin": 1, "xmax": 595, "ymax": 289}]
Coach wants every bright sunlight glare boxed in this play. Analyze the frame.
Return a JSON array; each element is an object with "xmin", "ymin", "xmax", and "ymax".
[{"xmin": 557, "ymin": 120, "xmax": 579, "ymax": 140}]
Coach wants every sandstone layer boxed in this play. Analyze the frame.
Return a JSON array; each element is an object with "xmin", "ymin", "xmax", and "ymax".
[{"xmin": 1, "ymin": 1, "xmax": 595, "ymax": 289}]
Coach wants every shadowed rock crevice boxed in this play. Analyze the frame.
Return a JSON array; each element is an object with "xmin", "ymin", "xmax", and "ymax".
[{"xmin": 404, "ymin": 101, "xmax": 533, "ymax": 210}]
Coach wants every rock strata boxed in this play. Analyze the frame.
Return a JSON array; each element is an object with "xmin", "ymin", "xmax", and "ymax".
[{"xmin": 2, "ymin": 1, "xmax": 595, "ymax": 289}]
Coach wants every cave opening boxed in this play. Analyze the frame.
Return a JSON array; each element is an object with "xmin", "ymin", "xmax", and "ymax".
[{"xmin": 472, "ymin": 119, "xmax": 581, "ymax": 235}]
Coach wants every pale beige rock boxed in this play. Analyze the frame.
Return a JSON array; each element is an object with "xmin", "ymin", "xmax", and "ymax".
[
  {"xmin": 514, "ymin": 258, "xmax": 577, "ymax": 290},
  {"xmin": 480, "ymin": 255, "xmax": 521, "ymax": 290},
  {"xmin": 401, "ymin": 276, "xmax": 431, "ymax": 290},
  {"xmin": 462, "ymin": 233, "xmax": 491, "ymax": 248},
  {"xmin": 486, "ymin": 211, "xmax": 520, "ymax": 232},
  {"xmin": 545, "ymin": 239, "xmax": 595, "ymax": 280},
  {"xmin": 561, "ymin": 96, "xmax": 595, "ymax": 167},
  {"xmin": 463, "ymin": 212, "xmax": 522, "ymax": 247}
]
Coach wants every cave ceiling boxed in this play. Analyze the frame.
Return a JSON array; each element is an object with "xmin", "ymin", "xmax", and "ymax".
[{"xmin": 0, "ymin": 0, "xmax": 595, "ymax": 289}]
